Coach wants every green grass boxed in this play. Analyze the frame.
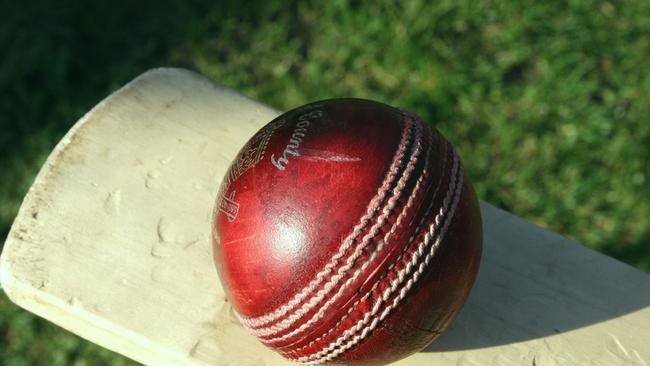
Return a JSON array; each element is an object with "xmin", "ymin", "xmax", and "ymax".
[{"xmin": 1, "ymin": 0, "xmax": 649, "ymax": 364}]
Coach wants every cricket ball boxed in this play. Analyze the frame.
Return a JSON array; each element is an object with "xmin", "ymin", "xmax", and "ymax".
[{"xmin": 212, "ymin": 99, "xmax": 482, "ymax": 365}]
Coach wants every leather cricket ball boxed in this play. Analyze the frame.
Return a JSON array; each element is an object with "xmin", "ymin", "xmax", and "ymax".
[{"xmin": 212, "ymin": 99, "xmax": 482, "ymax": 365}]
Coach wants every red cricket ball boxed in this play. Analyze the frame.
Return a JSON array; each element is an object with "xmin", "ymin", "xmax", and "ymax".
[{"xmin": 212, "ymin": 99, "xmax": 482, "ymax": 365}]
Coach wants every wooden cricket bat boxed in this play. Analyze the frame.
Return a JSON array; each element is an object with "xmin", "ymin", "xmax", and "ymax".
[{"xmin": 1, "ymin": 68, "xmax": 649, "ymax": 365}]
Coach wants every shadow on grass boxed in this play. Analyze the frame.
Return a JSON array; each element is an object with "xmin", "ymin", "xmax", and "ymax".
[{"xmin": 601, "ymin": 232, "xmax": 650, "ymax": 273}]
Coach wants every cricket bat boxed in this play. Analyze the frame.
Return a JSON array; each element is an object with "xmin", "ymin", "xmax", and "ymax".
[{"xmin": 1, "ymin": 68, "xmax": 649, "ymax": 365}]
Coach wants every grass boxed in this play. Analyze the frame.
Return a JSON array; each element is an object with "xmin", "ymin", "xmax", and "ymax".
[{"xmin": 1, "ymin": 0, "xmax": 649, "ymax": 364}]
